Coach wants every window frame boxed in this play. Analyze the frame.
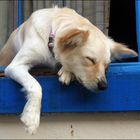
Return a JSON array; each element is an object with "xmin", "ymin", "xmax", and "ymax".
[
  {"xmin": 0, "ymin": 0, "xmax": 140, "ymax": 113},
  {"xmin": 136, "ymin": 0, "xmax": 140, "ymax": 60}
]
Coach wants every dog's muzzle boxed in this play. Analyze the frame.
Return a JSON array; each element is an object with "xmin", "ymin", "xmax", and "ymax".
[{"xmin": 77, "ymin": 77, "xmax": 107, "ymax": 91}]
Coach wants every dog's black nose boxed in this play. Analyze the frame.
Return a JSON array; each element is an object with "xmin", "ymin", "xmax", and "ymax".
[{"xmin": 97, "ymin": 81, "xmax": 107, "ymax": 90}]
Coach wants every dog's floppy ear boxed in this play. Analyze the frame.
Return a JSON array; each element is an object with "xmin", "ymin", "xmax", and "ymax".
[
  {"xmin": 57, "ymin": 28, "xmax": 89, "ymax": 52},
  {"xmin": 110, "ymin": 42, "xmax": 138, "ymax": 60}
]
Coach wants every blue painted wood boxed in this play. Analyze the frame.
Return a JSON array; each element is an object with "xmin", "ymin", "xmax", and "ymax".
[
  {"xmin": 17, "ymin": 0, "xmax": 22, "ymax": 26},
  {"xmin": 136, "ymin": 0, "xmax": 140, "ymax": 61},
  {"xmin": 0, "ymin": 63, "xmax": 140, "ymax": 114},
  {"xmin": 0, "ymin": 66, "xmax": 5, "ymax": 72}
]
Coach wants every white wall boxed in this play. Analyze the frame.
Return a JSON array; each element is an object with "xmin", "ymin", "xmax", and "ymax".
[{"xmin": 0, "ymin": 112, "xmax": 140, "ymax": 139}]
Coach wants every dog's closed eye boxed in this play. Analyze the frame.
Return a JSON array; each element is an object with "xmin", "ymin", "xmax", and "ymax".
[{"xmin": 85, "ymin": 57, "xmax": 96, "ymax": 65}]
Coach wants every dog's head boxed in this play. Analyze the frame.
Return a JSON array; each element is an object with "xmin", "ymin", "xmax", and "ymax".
[{"xmin": 55, "ymin": 27, "xmax": 138, "ymax": 91}]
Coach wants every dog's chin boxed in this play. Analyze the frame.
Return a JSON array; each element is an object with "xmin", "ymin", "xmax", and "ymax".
[
  {"xmin": 77, "ymin": 78, "xmax": 98, "ymax": 93},
  {"xmin": 84, "ymin": 86, "xmax": 99, "ymax": 93}
]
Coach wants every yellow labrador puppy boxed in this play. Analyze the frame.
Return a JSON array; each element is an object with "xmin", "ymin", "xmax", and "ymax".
[{"xmin": 0, "ymin": 7, "xmax": 137, "ymax": 134}]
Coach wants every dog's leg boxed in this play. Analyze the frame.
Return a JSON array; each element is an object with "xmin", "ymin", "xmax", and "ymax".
[
  {"xmin": 58, "ymin": 67, "xmax": 74, "ymax": 85},
  {"xmin": 5, "ymin": 61, "xmax": 42, "ymax": 134},
  {"xmin": 5, "ymin": 43, "xmax": 42, "ymax": 134}
]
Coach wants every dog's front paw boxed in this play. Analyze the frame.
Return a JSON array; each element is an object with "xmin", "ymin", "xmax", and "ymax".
[
  {"xmin": 58, "ymin": 68, "xmax": 74, "ymax": 85},
  {"xmin": 21, "ymin": 99, "xmax": 41, "ymax": 135}
]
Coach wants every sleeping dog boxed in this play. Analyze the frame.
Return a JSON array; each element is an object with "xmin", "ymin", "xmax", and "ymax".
[{"xmin": 0, "ymin": 7, "xmax": 137, "ymax": 134}]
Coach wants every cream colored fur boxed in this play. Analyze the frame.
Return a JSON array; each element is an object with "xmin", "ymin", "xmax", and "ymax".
[{"xmin": 0, "ymin": 7, "xmax": 137, "ymax": 134}]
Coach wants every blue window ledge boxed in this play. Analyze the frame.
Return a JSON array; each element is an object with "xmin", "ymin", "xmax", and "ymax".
[{"xmin": 0, "ymin": 63, "xmax": 140, "ymax": 114}]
